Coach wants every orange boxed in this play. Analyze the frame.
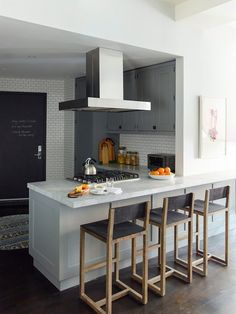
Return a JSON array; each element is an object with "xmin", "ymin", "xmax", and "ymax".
[
  {"xmin": 164, "ymin": 167, "xmax": 171, "ymax": 175},
  {"xmin": 82, "ymin": 184, "xmax": 89, "ymax": 190},
  {"xmin": 150, "ymin": 170, "xmax": 159, "ymax": 175},
  {"xmin": 158, "ymin": 168, "xmax": 165, "ymax": 175}
]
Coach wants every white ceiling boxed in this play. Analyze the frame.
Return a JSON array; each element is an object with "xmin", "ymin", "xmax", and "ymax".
[
  {"xmin": 0, "ymin": 16, "xmax": 176, "ymax": 79},
  {"xmin": 1, "ymin": 0, "xmax": 236, "ymax": 80}
]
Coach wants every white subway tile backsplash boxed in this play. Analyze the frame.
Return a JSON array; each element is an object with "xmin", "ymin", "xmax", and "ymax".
[
  {"xmin": 120, "ymin": 133, "xmax": 175, "ymax": 166},
  {"xmin": 64, "ymin": 79, "xmax": 75, "ymax": 178}
]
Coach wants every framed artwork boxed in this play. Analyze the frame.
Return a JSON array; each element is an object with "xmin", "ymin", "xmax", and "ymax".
[{"xmin": 199, "ymin": 96, "xmax": 227, "ymax": 159}]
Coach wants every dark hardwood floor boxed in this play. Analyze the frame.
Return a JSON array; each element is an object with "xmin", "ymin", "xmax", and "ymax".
[{"xmin": 0, "ymin": 229, "xmax": 236, "ymax": 314}]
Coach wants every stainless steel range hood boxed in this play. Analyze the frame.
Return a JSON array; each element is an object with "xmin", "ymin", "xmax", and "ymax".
[{"xmin": 59, "ymin": 48, "xmax": 151, "ymax": 112}]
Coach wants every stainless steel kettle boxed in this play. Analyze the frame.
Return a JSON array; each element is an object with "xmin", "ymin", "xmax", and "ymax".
[{"xmin": 83, "ymin": 158, "xmax": 97, "ymax": 175}]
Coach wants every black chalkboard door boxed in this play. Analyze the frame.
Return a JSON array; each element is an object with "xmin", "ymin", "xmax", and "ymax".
[{"xmin": 0, "ymin": 91, "xmax": 47, "ymax": 201}]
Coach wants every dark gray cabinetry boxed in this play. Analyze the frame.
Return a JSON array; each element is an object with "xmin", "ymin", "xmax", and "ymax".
[
  {"xmin": 136, "ymin": 66, "xmax": 158, "ymax": 131},
  {"xmin": 107, "ymin": 112, "xmax": 123, "ymax": 131},
  {"xmin": 107, "ymin": 61, "xmax": 175, "ymax": 133},
  {"xmin": 122, "ymin": 71, "xmax": 138, "ymax": 131},
  {"xmin": 75, "ymin": 77, "xmax": 86, "ymax": 99},
  {"xmin": 156, "ymin": 64, "xmax": 175, "ymax": 132}
]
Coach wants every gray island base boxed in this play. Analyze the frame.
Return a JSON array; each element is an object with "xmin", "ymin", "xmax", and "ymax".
[{"xmin": 28, "ymin": 170, "xmax": 236, "ymax": 291}]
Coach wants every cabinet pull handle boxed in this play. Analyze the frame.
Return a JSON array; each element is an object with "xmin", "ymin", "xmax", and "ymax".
[
  {"xmin": 153, "ymin": 125, "xmax": 156, "ymax": 130},
  {"xmin": 119, "ymin": 125, "xmax": 122, "ymax": 129}
]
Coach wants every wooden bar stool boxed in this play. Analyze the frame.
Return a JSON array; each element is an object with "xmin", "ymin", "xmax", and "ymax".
[
  {"xmin": 79, "ymin": 201, "xmax": 151, "ymax": 314},
  {"xmin": 132, "ymin": 193, "xmax": 194, "ymax": 297},
  {"xmin": 176, "ymin": 186, "xmax": 230, "ymax": 276}
]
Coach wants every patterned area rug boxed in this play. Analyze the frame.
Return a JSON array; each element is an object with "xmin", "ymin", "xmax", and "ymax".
[{"xmin": 0, "ymin": 214, "xmax": 29, "ymax": 250}]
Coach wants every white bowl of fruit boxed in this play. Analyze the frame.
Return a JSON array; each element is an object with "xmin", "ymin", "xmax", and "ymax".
[{"xmin": 148, "ymin": 167, "xmax": 175, "ymax": 180}]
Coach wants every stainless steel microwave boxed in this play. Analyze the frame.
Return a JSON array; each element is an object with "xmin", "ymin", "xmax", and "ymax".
[{"xmin": 147, "ymin": 154, "xmax": 175, "ymax": 173}]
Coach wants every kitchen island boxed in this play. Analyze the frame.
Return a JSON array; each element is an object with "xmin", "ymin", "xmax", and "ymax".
[{"xmin": 28, "ymin": 170, "xmax": 236, "ymax": 291}]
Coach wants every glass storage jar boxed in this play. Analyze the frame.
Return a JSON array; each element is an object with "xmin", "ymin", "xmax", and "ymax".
[
  {"xmin": 125, "ymin": 151, "xmax": 132, "ymax": 165},
  {"xmin": 117, "ymin": 146, "xmax": 126, "ymax": 164},
  {"xmin": 130, "ymin": 152, "xmax": 139, "ymax": 166}
]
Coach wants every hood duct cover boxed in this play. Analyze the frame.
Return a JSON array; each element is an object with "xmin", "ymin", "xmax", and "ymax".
[{"xmin": 59, "ymin": 47, "xmax": 151, "ymax": 112}]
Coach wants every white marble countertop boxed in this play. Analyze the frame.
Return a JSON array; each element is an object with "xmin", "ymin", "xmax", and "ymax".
[{"xmin": 27, "ymin": 169, "xmax": 236, "ymax": 209}]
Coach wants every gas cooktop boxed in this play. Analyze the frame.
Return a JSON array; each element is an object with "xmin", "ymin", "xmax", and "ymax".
[{"xmin": 72, "ymin": 170, "xmax": 139, "ymax": 184}]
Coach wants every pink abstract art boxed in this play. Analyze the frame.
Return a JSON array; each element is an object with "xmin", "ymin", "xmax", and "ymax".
[
  {"xmin": 208, "ymin": 108, "xmax": 218, "ymax": 141},
  {"xmin": 199, "ymin": 97, "xmax": 227, "ymax": 158}
]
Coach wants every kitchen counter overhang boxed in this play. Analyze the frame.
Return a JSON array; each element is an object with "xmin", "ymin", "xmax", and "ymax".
[{"xmin": 28, "ymin": 170, "xmax": 236, "ymax": 209}]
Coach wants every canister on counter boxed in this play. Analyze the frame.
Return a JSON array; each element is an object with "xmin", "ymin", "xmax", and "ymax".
[
  {"xmin": 125, "ymin": 151, "xmax": 132, "ymax": 165},
  {"xmin": 117, "ymin": 146, "xmax": 126, "ymax": 164},
  {"xmin": 130, "ymin": 152, "xmax": 139, "ymax": 166}
]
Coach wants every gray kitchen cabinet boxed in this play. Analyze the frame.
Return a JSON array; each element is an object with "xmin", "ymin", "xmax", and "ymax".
[
  {"xmin": 157, "ymin": 63, "xmax": 175, "ymax": 132},
  {"xmin": 136, "ymin": 66, "xmax": 158, "ymax": 132},
  {"xmin": 107, "ymin": 112, "xmax": 123, "ymax": 131},
  {"xmin": 75, "ymin": 61, "xmax": 176, "ymax": 136},
  {"xmin": 122, "ymin": 71, "xmax": 138, "ymax": 131},
  {"xmin": 136, "ymin": 62, "xmax": 175, "ymax": 133},
  {"xmin": 75, "ymin": 76, "xmax": 86, "ymax": 99},
  {"xmin": 107, "ymin": 61, "xmax": 176, "ymax": 134}
]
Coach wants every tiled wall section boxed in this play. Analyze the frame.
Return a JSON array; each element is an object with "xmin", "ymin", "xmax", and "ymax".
[
  {"xmin": 0, "ymin": 78, "xmax": 65, "ymax": 179},
  {"xmin": 120, "ymin": 133, "xmax": 175, "ymax": 166},
  {"xmin": 64, "ymin": 79, "xmax": 75, "ymax": 178}
]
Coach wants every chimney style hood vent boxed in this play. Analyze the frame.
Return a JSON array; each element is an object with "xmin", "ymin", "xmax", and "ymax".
[{"xmin": 59, "ymin": 48, "xmax": 151, "ymax": 112}]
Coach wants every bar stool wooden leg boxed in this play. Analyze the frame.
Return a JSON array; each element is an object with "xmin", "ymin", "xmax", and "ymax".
[
  {"xmin": 174, "ymin": 225, "xmax": 178, "ymax": 262},
  {"xmin": 225, "ymin": 209, "xmax": 229, "ymax": 265},
  {"xmin": 106, "ymin": 239, "xmax": 113, "ymax": 314},
  {"xmin": 131, "ymin": 238, "xmax": 137, "ymax": 277},
  {"xmin": 187, "ymin": 220, "xmax": 193, "ymax": 283},
  {"xmin": 196, "ymin": 214, "xmax": 200, "ymax": 253},
  {"xmin": 158, "ymin": 227, "xmax": 161, "ymax": 266},
  {"xmin": 115, "ymin": 243, "xmax": 120, "ymax": 282},
  {"xmin": 142, "ymin": 233, "xmax": 148, "ymax": 304},
  {"xmin": 160, "ymin": 226, "xmax": 166, "ymax": 296},
  {"xmin": 79, "ymin": 228, "xmax": 85, "ymax": 297},
  {"xmin": 203, "ymin": 212, "xmax": 208, "ymax": 276}
]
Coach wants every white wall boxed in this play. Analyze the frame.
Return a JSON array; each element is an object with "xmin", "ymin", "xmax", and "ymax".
[
  {"xmin": 1, "ymin": 0, "xmax": 236, "ymax": 175},
  {"xmin": 0, "ymin": 77, "xmax": 65, "ymax": 179}
]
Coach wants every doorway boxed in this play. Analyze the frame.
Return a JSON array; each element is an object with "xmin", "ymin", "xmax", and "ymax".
[{"xmin": 0, "ymin": 91, "xmax": 47, "ymax": 202}]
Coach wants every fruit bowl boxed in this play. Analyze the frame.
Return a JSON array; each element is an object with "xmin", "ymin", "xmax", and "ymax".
[{"xmin": 148, "ymin": 172, "xmax": 175, "ymax": 180}]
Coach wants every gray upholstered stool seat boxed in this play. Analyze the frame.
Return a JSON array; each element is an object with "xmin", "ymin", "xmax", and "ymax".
[
  {"xmin": 194, "ymin": 200, "xmax": 225, "ymax": 214},
  {"xmin": 82, "ymin": 220, "xmax": 145, "ymax": 241},
  {"xmin": 150, "ymin": 207, "xmax": 189, "ymax": 226}
]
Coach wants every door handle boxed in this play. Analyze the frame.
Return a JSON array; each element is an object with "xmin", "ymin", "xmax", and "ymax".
[{"xmin": 34, "ymin": 145, "xmax": 42, "ymax": 160}]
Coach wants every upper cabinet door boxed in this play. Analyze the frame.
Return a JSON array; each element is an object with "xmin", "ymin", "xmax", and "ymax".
[
  {"xmin": 107, "ymin": 112, "xmax": 123, "ymax": 131},
  {"xmin": 75, "ymin": 77, "xmax": 86, "ymax": 99},
  {"xmin": 122, "ymin": 70, "xmax": 138, "ymax": 131},
  {"xmin": 157, "ymin": 64, "xmax": 175, "ymax": 132},
  {"xmin": 136, "ymin": 67, "xmax": 158, "ymax": 131}
]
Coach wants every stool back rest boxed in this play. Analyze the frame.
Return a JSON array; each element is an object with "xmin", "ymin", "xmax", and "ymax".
[
  {"xmin": 167, "ymin": 193, "xmax": 194, "ymax": 212},
  {"xmin": 208, "ymin": 185, "xmax": 230, "ymax": 208},
  {"xmin": 113, "ymin": 201, "xmax": 150, "ymax": 224}
]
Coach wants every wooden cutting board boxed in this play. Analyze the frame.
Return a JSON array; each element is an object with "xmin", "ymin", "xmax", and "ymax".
[{"xmin": 101, "ymin": 143, "xmax": 109, "ymax": 164}]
